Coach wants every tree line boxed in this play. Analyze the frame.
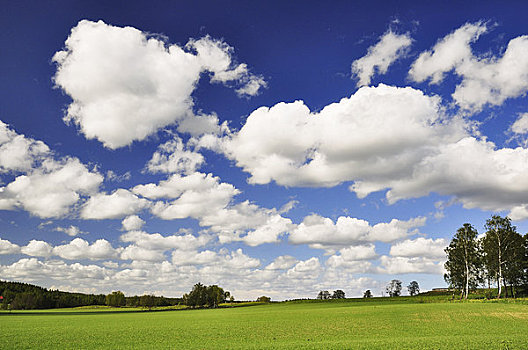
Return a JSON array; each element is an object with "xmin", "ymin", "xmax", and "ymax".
[{"xmin": 444, "ymin": 215, "xmax": 528, "ymax": 299}]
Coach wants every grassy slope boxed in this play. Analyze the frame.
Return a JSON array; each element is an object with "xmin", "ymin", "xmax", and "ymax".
[{"xmin": 1, "ymin": 299, "xmax": 528, "ymax": 349}]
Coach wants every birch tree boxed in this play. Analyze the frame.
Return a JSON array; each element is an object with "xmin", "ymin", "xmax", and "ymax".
[
  {"xmin": 444, "ymin": 223, "xmax": 481, "ymax": 299},
  {"xmin": 482, "ymin": 216, "xmax": 522, "ymax": 298}
]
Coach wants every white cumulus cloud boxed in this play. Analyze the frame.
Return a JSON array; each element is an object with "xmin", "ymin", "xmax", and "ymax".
[
  {"xmin": 352, "ymin": 30, "xmax": 412, "ymax": 87},
  {"xmin": 53, "ymin": 20, "xmax": 265, "ymax": 149}
]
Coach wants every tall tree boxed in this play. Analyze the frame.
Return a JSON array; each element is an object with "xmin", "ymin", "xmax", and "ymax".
[
  {"xmin": 482, "ymin": 216, "xmax": 523, "ymax": 298},
  {"xmin": 385, "ymin": 280, "xmax": 402, "ymax": 297},
  {"xmin": 444, "ymin": 223, "xmax": 481, "ymax": 299},
  {"xmin": 407, "ymin": 281, "xmax": 420, "ymax": 296}
]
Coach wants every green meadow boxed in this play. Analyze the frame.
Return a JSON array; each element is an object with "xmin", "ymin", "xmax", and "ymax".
[{"xmin": 1, "ymin": 299, "xmax": 528, "ymax": 349}]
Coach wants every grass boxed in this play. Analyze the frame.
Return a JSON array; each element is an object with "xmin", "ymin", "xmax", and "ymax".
[{"xmin": 1, "ymin": 298, "xmax": 528, "ymax": 349}]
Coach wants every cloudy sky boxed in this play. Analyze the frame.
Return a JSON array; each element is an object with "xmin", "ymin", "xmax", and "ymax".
[{"xmin": 1, "ymin": 1, "xmax": 528, "ymax": 300}]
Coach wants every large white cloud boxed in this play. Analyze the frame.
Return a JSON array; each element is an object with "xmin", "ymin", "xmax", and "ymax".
[
  {"xmin": 53, "ymin": 20, "xmax": 265, "ymax": 149},
  {"xmin": 352, "ymin": 30, "xmax": 412, "ymax": 87},
  {"xmin": 410, "ymin": 22, "xmax": 528, "ymax": 112},
  {"xmin": 81, "ymin": 189, "xmax": 150, "ymax": 220},
  {"xmin": 290, "ymin": 214, "xmax": 426, "ymax": 249},
  {"xmin": 222, "ymin": 84, "xmax": 467, "ymax": 188}
]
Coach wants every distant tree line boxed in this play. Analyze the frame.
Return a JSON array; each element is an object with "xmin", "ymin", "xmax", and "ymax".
[
  {"xmin": 444, "ymin": 215, "xmax": 528, "ymax": 299},
  {"xmin": 0, "ymin": 281, "xmax": 105, "ymax": 310}
]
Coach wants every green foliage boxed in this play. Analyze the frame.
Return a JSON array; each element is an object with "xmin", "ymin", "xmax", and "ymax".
[
  {"xmin": 256, "ymin": 296, "xmax": 271, "ymax": 302},
  {"xmin": 444, "ymin": 223, "xmax": 482, "ymax": 298},
  {"xmin": 385, "ymin": 279, "xmax": 402, "ymax": 297},
  {"xmin": 407, "ymin": 281, "xmax": 420, "ymax": 296},
  {"xmin": 332, "ymin": 290, "xmax": 345, "ymax": 299},
  {"xmin": 0, "ymin": 280, "xmax": 105, "ymax": 310},
  {"xmin": 482, "ymin": 215, "xmax": 525, "ymax": 298},
  {"xmin": 105, "ymin": 291, "xmax": 126, "ymax": 307},
  {"xmin": 316, "ymin": 290, "xmax": 331, "ymax": 300},
  {"xmin": 183, "ymin": 283, "xmax": 230, "ymax": 308}
]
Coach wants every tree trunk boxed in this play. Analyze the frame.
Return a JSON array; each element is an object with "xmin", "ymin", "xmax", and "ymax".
[{"xmin": 465, "ymin": 260, "xmax": 469, "ymax": 299}]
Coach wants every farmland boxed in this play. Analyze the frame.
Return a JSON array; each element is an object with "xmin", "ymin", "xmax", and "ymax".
[{"xmin": 1, "ymin": 298, "xmax": 528, "ymax": 349}]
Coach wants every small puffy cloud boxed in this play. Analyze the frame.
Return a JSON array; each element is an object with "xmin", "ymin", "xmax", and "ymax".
[
  {"xmin": 120, "ymin": 230, "xmax": 210, "ymax": 251},
  {"xmin": 0, "ymin": 158, "xmax": 103, "ymax": 218},
  {"xmin": 53, "ymin": 20, "xmax": 265, "ymax": 149},
  {"xmin": 389, "ymin": 237, "xmax": 447, "ymax": 259},
  {"xmin": 0, "ymin": 121, "xmax": 103, "ymax": 218},
  {"xmin": 81, "ymin": 189, "xmax": 150, "ymax": 220},
  {"xmin": 0, "ymin": 121, "xmax": 49, "ymax": 173},
  {"xmin": 352, "ymin": 30, "xmax": 412, "ymax": 87},
  {"xmin": 290, "ymin": 214, "xmax": 425, "ymax": 248},
  {"xmin": 53, "ymin": 238, "xmax": 118, "ymax": 260},
  {"xmin": 54, "ymin": 225, "xmax": 84, "ymax": 237},
  {"xmin": 135, "ymin": 172, "xmax": 292, "ymax": 246},
  {"xmin": 21, "ymin": 240, "xmax": 53, "ymax": 257},
  {"xmin": 145, "ymin": 137, "xmax": 204, "ymax": 175},
  {"xmin": 284, "ymin": 257, "xmax": 321, "ymax": 280},
  {"xmin": 134, "ymin": 172, "xmax": 238, "ymax": 202},
  {"xmin": 265, "ymin": 255, "xmax": 298, "ymax": 270},
  {"xmin": 106, "ymin": 170, "xmax": 131, "ymax": 182},
  {"xmin": 409, "ymin": 22, "xmax": 487, "ymax": 84},
  {"xmin": 121, "ymin": 215, "xmax": 145, "ymax": 231},
  {"xmin": 0, "ymin": 238, "xmax": 20, "ymax": 254},
  {"xmin": 120, "ymin": 245, "xmax": 167, "ymax": 262},
  {"xmin": 326, "ymin": 245, "xmax": 377, "ymax": 273},
  {"xmin": 411, "ymin": 22, "xmax": 528, "ymax": 112},
  {"xmin": 171, "ymin": 249, "xmax": 218, "ymax": 266},
  {"xmin": 377, "ymin": 256, "xmax": 445, "ymax": 275},
  {"xmin": 511, "ymin": 113, "xmax": 528, "ymax": 135}
]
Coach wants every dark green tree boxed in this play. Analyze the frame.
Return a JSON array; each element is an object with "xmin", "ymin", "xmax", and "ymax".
[
  {"xmin": 139, "ymin": 294, "xmax": 156, "ymax": 310},
  {"xmin": 105, "ymin": 291, "xmax": 126, "ymax": 307},
  {"xmin": 317, "ymin": 290, "xmax": 331, "ymax": 300},
  {"xmin": 444, "ymin": 223, "xmax": 482, "ymax": 299},
  {"xmin": 332, "ymin": 290, "xmax": 345, "ymax": 299},
  {"xmin": 363, "ymin": 290, "xmax": 372, "ymax": 298},
  {"xmin": 407, "ymin": 281, "xmax": 420, "ymax": 296},
  {"xmin": 256, "ymin": 296, "xmax": 271, "ymax": 302},
  {"xmin": 385, "ymin": 280, "xmax": 402, "ymax": 297}
]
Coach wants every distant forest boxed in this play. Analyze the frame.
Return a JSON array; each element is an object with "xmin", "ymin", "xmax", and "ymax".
[{"xmin": 0, "ymin": 281, "xmax": 182, "ymax": 310}]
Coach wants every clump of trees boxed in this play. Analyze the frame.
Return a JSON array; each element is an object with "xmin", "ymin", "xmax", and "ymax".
[
  {"xmin": 444, "ymin": 215, "xmax": 528, "ymax": 299},
  {"xmin": 105, "ymin": 291, "xmax": 126, "ymax": 307},
  {"xmin": 363, "ymin": 290, "xmax": 372, "ymax": 298},
  {"xmin": 316, "ymin": 290, "xmax": 346, "ymax": 300},
  {"xmin": 256, "ymin": 296, "xmax": 271, "ymax": 302},
  {"xmin": 183, "ymin": 283, "xmax": 233, "ymax": 308}
]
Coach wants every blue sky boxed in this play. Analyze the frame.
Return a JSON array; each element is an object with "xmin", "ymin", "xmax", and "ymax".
[{"xmin": 1, "ymin": 1, "xmax": 528, "ymax": 300}]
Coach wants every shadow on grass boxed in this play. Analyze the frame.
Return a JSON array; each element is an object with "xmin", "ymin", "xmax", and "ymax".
[{"xmin": 0, "ymin": 308, "xmax": 184, "ymax": 316}]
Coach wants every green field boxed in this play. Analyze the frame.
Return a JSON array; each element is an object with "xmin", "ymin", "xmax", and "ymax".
[{"xmin": 1, "ymin": 299, "xmax": 528, "ymax": 349}]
